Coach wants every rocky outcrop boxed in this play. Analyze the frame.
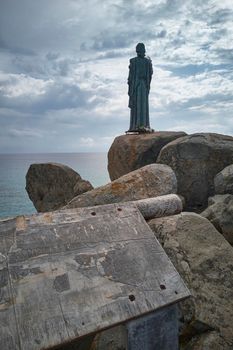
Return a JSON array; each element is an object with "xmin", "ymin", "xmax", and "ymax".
[
  {"xmin": 26, "ymin": 163, "xmax": 93, "ymax": 212},
  {"xmin": 157, "ymin": 133, "xmax": 233, "ymax": 210},
  {"xmin": 148, "ymin": 213, "xmax": 233, "ymax": 349},
  {"xmin": 65, "ymin": 164, "xmax": 177, "ymax": 209},
  {"xmin": 201, "ymin": 194, "xmax": 233, "ymax": 245},
  {"xmin": 108, "ymin": 131, "xmax": 186, "ymax": 180},
  {"xmin": 182, "ymin": 331, "xmax": 230, "ymax": 350},
  {"xmin": 91, "ymin": 326, "xmax": 127, "ymax": 350},
  {"xmin": 214, "ymin": 164, "xmax": 233, "ymax": 195}
]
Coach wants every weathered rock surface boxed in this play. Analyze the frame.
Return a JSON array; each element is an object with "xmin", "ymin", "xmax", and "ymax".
[
  {"xmin": 157, "ymin": 133, "xmax": 233, "ymax": 210},
  {"xmin": 182, "ymin": 331, "xmax": 230, "ymax": 350},
  {"xmin": 65, "ymin": 164, "xmax": 177, "ymax": 209},
  {"xmin": 91, "ymin": 326, "xmax": 127, "ymax": 350},
  {"xmin": 108, "ymin": 131, "xmax": 186, "ymax": 180},
  {"xmin": 201, "ymin": 194, "xmax": 233, "ymax": 245},
  {"xmin": 148, "ymin": 212, "xmax": 233, "ymax": 349},
  {"xmin": 214, "ymin": 164, "xmax": 233, "ymax": 195},
  {"xmin": 26, "ymin": 163, "xmax": 93, "ymax": 212}
]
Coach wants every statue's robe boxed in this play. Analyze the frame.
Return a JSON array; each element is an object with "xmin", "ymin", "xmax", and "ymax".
[{"xmin": 128, "ymin": 56, "xmax": 153, "ymax": 131}]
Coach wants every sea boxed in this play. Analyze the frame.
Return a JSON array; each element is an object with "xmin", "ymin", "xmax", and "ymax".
[{"xmin": 0, "ymin": 153, "xmax": 109, "ymax": 220}]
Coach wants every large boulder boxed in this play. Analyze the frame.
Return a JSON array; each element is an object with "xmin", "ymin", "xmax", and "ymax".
[
  {"xmin": 108, "ymin": 131, "xmax": 186, "ymax": 180},
  {"xmin": 181, "ymin": 332, "xmax": 229, "ymax": 350},
  {"xmin": 26, "ymin": 163, "xmax": 93, "ymax": 212},
  {"xmin": 157, "ymin": 133, "xmax": 233, "ymax": 210},
  {"xmin": 65, "ymin": 164, "xmax": 177, "ymax": 209},
  {"xmin": 201, "ymin": 194, "xmax": 233, "ymax": 245},
  {"xmin": 91, "ymin": 326, "xmax": 127, "ymax": 350},
  {"xmin": 148, "ymin": 212, "xmax": 233, "ymax": 349},
  {"xmin": 214, "ymin": 164, "xmax": 233, "ymax": 195}
]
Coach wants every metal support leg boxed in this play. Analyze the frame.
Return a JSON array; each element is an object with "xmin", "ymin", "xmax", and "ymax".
[{"xmin": 127, "ymin": 304, "xmax": 179, "ymax": 350}]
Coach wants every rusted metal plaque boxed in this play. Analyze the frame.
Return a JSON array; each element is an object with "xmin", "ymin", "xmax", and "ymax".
[{"xmin": 0, "ymin": 202, "xmax": 190, "ymax": 350}]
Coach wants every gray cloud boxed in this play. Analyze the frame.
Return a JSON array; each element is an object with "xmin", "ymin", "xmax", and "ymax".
[
  {"xmin": 0, "ymin": 0, "xmax": 232, "ymax": 152},
  {"xmin": 214, "ymin": 48, "xmax": 233, "ymax": 63},
  {"xmin": 0, "ymin": 78, "xmax": 94, "ymax": 114},
  {"xmin": 209, "ymin": 8, "xmax": 233, "ymax": 25}
]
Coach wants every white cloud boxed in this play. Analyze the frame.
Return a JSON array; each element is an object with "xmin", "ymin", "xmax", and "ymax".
[
  {"xmin": 0, "ymin": 72, "xmax": 52, "ymax": 97},
  {"xmin": 8, "ymin": 128, "xmax": 42, "ymax": 138},
  {"xmin": 80, "ymin": 137, "xmax": 95, "ymax": 148},
  {"xmin": 0, "ymin": 0, "xmax": 232, "ymax": 152},
  {"xmin": 79, "ymin": 135, "xmax": 117, "ymax": 151}
]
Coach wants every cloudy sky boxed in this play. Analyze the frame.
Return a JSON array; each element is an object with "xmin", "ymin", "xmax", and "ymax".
[{"xmin": 0, "ymin": 0, "xmax": 233, "ymax": 153}]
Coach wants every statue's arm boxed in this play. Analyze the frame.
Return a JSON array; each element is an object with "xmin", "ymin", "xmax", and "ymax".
[
  {"xmin": 128, "ymin": 59, "xmax": 133, "ymax": 96},
  {"xmin": 147, "ymin": 59, "xmax": 153, "ymax": 92},
  {"xmin": 149, "ymin": 59, "xmax": 153, "ymax": 81},
  {"xmin": 127, "ymin": 59, "xmax": 132, "ymax": 96}
]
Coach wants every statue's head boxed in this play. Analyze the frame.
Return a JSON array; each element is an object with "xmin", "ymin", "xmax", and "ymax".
[{"xmin": 136, "ymin": 43, "xmax": 146, "ymax": 57}]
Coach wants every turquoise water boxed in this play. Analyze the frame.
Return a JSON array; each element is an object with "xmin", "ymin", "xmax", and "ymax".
[{"xmin": 0, "ymin": 153, "xmax": 109, "ymax": 219}]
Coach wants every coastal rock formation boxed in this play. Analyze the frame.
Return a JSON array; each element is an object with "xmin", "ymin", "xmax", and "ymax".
[
  {"xmin": 65, "ymin": 164, "xmax": 177, "ymax": 209},
  {"xmin": 214, "ymin": 164, "xmax": 233, "ymax": 195},
  {"xmin": 201, "ymin": 194, "xmax": 233, "ymax": 245},
  {"xmin": 148, "ymin": 212, "xmax": 233, "ymax": 349},
  {"xmin": 157, "ymin": 133, "xmax": 233, "ymax": 210},
  {"xmin": 108, "ymin": 131, "xmax": 186, "ymax": 180},
  {"xmin": 91, "ymin": 326, "xmax": 127, "ymax": 350},
  {"xmin": 182, "ymin": 331, "xmax": 230, "ymax": 350},
  {"xmin": 26, "ymin": 163, "xmax": 93, "ymax": 212}
]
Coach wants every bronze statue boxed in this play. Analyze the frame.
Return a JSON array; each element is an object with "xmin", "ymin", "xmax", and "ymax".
[{"xmin": 127, "ymin": 43, "xmax": 153, "ymax": 132}]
